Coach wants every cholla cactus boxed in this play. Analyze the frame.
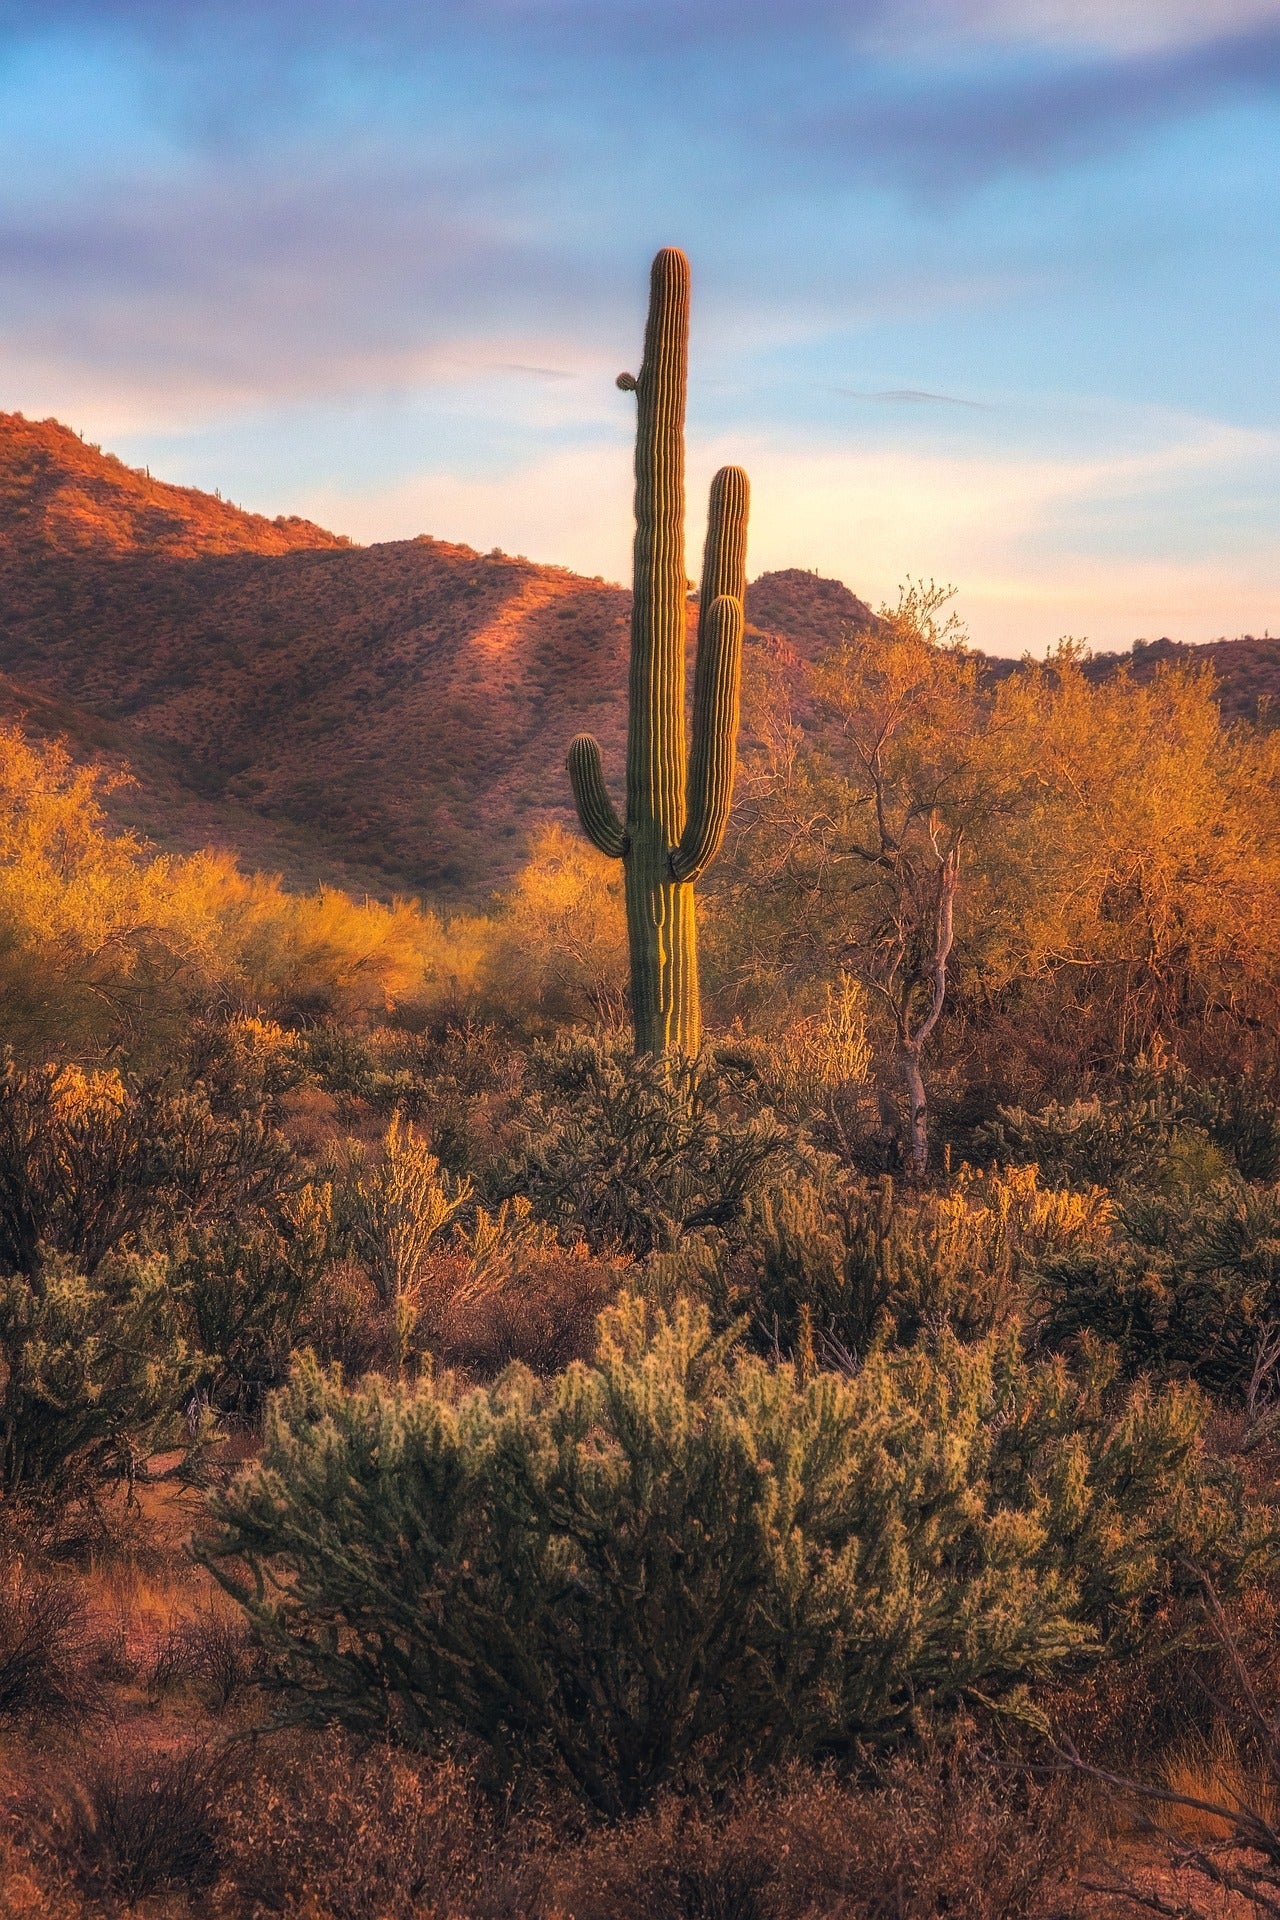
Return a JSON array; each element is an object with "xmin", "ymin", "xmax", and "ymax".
[{"xmin": 568, "ymin": 248, "xmax": 750, "ymax": 1054}]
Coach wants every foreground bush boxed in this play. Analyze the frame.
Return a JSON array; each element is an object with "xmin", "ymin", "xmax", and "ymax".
[
  {"xmin": 1034, "ymin": 1177, "xmax": 1280, "ymax": 1395},
  {"xmin": 0, "ymin": 1056, "xmax": 296, "ymax": 1279},
  {"xmin": 203, "ymin": 1298, "xmax": 1265, "ymax": 1815},
  {"xmin": 222, "ymin": 1731, "xmax": 502, "ymax": 1920},
  {"xmin": 219, "ymin": 1731, "xmax": 1077, "ymax": 1920},
  {"xmin": 0, "ymin": 1555, "xmax": 94, "ymax": 1722},
  {"xmin": 26, "ymin": 1737, "xmax": 229, "ymax": 1906},
  {"xmin": 977, "ymin": 1060, "xmax": 1280, "ymax": 1195},
  {"xmin": 179, "ymin": 1178, "xmax": 335, "ymax": 1414}
]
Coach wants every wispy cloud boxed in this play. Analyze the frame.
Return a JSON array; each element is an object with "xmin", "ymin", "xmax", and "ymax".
[{"xmin": 830, "ymin": 387, "xmax": 992, "ymax": 410}]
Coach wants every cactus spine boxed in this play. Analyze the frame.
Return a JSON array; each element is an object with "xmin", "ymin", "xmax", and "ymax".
[{"xmin": 567, "ymin": 247, "xmax": 749, "ymax": 1055}]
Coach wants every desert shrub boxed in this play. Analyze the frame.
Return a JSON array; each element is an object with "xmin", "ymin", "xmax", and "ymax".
[
  {"xmin": 725, "ymin": 972, "xmax": 876, "ymax": 1163},
  {"xmin": 333, "ymin": 1114, "xmax": 473, "ymax": 1375},
  {"xmin": 1048, "ymin": 1577, "xmax": 1280, "ymax": 1920},
  {"xmin": 428, "ymin": 1228, "xmax": 628, "ymax": 1375},
  {"xmin": 184, "ymin": 1014, "xmax": 309, "ymax": 1120},
  {"xmin": 313, "ymin": 1021, "xmax": 529, "ymax": 1185},
  {"xmin": 320, "ymin": 1126, "xmax": 597, "ymax": 1380},
  {"xmin": 0, "ymin": 719, "xmax": 485, "ymax": 1056},
  {"xmin": 1033, "ymin": 1178, "xmax": 1280, "ymax": 1395},
  {"xmin": 300, "ymin": 1023, "xmax": 380, "ymax": 1109},
  {"xmin": 200, "ymin": 860, "xmax": 468, "ymax": 1023},
  {"xmin": 484, "ymin": 820, "xmax": 627, "ymax": 1029},
  {"xmin": 297, "ymin": 1257, "xmax": 386, "ymax": 1381},
  {"xmin": 177, "ymin": 1181, "xmax": 333, "ymax": 1412},
  {"xmin": 203, "ymin": 1297, "xmax": 1264, "ymax": 1816},
  {"xmin": 221, "ymin": 1730, "xmax": 504, "ymax": 1920},
  {"xmin": 977, "ymin": 1059, "xmax": 1280, "ymax": 1197},
  {"xmin": 498, "ymin": 1036, "xmax": 793, "ymax": 1255},
  {"xmin": 727, "ymin": 1164, "xmax": 1107, "ymax": 1362},
  {"xmin": 0, "ymin": 1250, "xmax": 195, "ymax": 1500},
  {"xmin": 0, "ymin": 1056, "xmax": 297, "ymax": 1279},
  {"xmin": 0, "ymin": 1836, "xmax": 82, "ymax": 1920},
  {"xmin": 976, "ymin": 1092, "xmax": 1186, "ymax": 1192},
  {"xmin": 150, "ymin": 1605, "xmax": 260, "ymax": 1712},
  {"xmin": 331, "ymin": 1130, "xmax": 623, "ymax": 1379},
  {"xmin": 0, "ymin": 1556, "xmax": 94, "ymax": 1722},
  {"xmin": 29, "ymin": 1738, "xmax": 229, "ymax": 1905},
  {"xmin": 547, "ymin": 1753, "xmax": 1079, "ymax": 1920}
]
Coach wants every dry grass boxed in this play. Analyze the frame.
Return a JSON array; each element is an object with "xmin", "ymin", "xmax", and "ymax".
[
  {"xmin": 24, "ymin": 1735, "xmax": 230, "ymax": 1907},
  {"xmin": 0, "ymin": 1556, "xmax": 97, "ymax": 1726},
  {"xmin": 429, "ymin": 1240, "xmax": 626, "ymax": 1375},
  {"xmin": 544, "ymin": 1756, "xmax": 1081, "ymax": 1920},
  {"xmin": 0, "ymin": 1833, "xmax": 84, "ymax": 1920},
  {"xmin": 150, "ymin": 1605, "xmax": 260, "ymax": 1713},
  {"xmin": 1161, "ymin": 1728, "xmax": 1279, "ymax": 1843},
  {"xmin": 221, "ymin": 1729, "xmax": 518, "ymax": 1920}
]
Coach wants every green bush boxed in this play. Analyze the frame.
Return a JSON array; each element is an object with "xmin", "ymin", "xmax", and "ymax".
[
  {"xmin": 719, "ymin": 1165, "xmax": 1106, "ymax": 1363},
  {"xmin": 1034, "ymin": 1179, "xmax": 1280, "ymax": 1394},
  {"xmin": 497, "ymin": 1035, "xmax": 792, "ymax": 1255},
  {"xmin": 202, "ymin": 1298, "xmax": 1265, "ymax": 1815},
  {"xmin": 0, "ymin": 1056, "xmax": 297, "ymax": 1278},
  {"xmin": 977, "ymin": 1061, "xmax": 1280, "ymax": 1194},
  {"xmin": 0, "ymin": 1250, "xmax": 195, "ymax": 1500},
  {"xmin": 177, "ymin": 1183, "xmax": 333, "ymax": 1414},
  {"xmin": 976, "ymin": 1094, "xmax": 1185, "ymax": 1193}
]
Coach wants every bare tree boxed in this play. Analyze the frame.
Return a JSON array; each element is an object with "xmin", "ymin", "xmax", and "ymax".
[{"xmin": 726, "ymin": 584, "xmax": 996, "ymax": 1177}]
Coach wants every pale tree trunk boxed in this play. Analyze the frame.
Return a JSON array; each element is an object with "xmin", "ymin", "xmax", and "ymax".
[
  {"xmin": 896, "ymin": 838, "xmax": 959, "ymax": 1181},
  {"xmin": 901, "ymin": 1042, "xmax": 930, "ymax": 1181}
]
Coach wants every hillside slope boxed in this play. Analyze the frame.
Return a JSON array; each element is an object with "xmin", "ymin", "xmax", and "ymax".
[
  {"xmin": 0, "ymin": 413, "xmax": 884, "ymax": 898},
  {"xmin": 0, "ymin": 412, "xmax": 1272, "ymax": 900}
]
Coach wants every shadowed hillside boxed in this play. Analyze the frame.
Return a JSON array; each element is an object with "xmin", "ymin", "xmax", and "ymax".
[
  {"xmin": 1, "ymin": 411, "xmax": 1275, "ymax": 900},
  {"xmin": 0, "ymin": 414, "xmax": 641, "ymax": 895},
  {"xmin": 0, "ymin": 413, "xmax": 886, "ymax": 899}
]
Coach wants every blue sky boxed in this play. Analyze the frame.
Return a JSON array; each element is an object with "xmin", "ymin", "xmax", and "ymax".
[{"xmin": 3, "ymin": 0, "xmax": 1280, "ymax": 654}]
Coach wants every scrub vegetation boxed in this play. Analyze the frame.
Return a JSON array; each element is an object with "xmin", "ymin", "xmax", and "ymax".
[
  {"xmin": 0, "ymin": 585, "xmax": 1279, "ymax": 1916},
  {"xmin": 5, "ymin": 267, "xmax": 1280, "ymax": 1915}
]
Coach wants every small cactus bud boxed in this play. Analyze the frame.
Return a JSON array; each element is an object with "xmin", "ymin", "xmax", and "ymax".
[{"xmin": 616, "ymin": 371, "xmax": 638, "ymax": 391}]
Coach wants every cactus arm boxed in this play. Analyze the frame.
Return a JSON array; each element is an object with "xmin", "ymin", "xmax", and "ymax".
[
  {"xmin": 697, "ymin": 464, "xmax": 750, "ymax": 614},
  {"xmin": 671, "ymin": 463, "xmax": 750, "ymax": 882},
  {"xmin": 567, "ymin": 734, "xmax": 628, "ymax": 858},
  {"xmin": 670, "ymin": 593, "xmax": 744, "ymax": 883}
]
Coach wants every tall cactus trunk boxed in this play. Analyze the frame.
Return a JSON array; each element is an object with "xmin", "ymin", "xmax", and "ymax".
[
  {"xmin": 567, "ymin": 248, "xmax": 749, "ymax": 1056},
  {"xmin": 626, "ymin": 248, "xmax": 695, "ymax": 1055}
]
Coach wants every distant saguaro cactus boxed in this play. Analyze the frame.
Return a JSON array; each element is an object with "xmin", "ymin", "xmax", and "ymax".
[{"xmin": 567, "ymin": 248, "xmax": 750, "ymax": 1055}]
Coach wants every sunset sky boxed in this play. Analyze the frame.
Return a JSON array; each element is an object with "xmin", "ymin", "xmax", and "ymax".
[{"xmin": 3, "ymin": 0, "xmax": 1279, "ymax": 654}]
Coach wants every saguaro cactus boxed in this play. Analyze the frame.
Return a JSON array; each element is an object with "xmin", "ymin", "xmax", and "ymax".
[{"xmin": 567, "ymin": 247, "xmax": 750, "ymax": 1055}]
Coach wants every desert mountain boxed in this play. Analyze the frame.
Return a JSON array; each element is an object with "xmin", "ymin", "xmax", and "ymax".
[
  {"xmin": 0, "ymin": 411, "xmax": 1273, "ymax": 901},
  {"xmin": 0, "ymin": 413, "xmax": 877, "ymax": 899}
]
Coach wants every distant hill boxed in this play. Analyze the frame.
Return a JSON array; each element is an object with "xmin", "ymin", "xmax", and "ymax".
[
  {"xmin": 0, "ymin": 413, "xmax": 346, "ymax": 562},
  {"xmin": 0, "ymin": 411, "xmax": 1273, "ymax": 899},
  {"xmin": 0, "ymin": 413, "xmax": 890, "ymax": 899},
  {"xmin": 1087, "ymin": 635, "xmax": 1280, "ymax": 727}
]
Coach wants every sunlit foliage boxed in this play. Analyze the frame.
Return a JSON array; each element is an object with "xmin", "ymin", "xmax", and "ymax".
[
  {"xmin": 713, "ymin": 609, "xmax": 1280, "ymax": 1132},
  {"xmin": 0, "ymin": 723, "xmax": 488, "ymax": 1056}
]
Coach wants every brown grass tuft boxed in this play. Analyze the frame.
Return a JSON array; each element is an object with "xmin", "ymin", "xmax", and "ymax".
[
  {"xmin": 26, "ymin": 1734, "xmax": 230, "ymax": 1906},
  {"xmin": 544, "ymin": 1755, "xmax": 1080, "ymax": 1920},
  {"xmin": 0, "ymin": 1557, "xmax": 97, "ymax": 1726},
  {"xmin": 221, "ymin": 1729, "xmax": 518, "ymax": 1920}
]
